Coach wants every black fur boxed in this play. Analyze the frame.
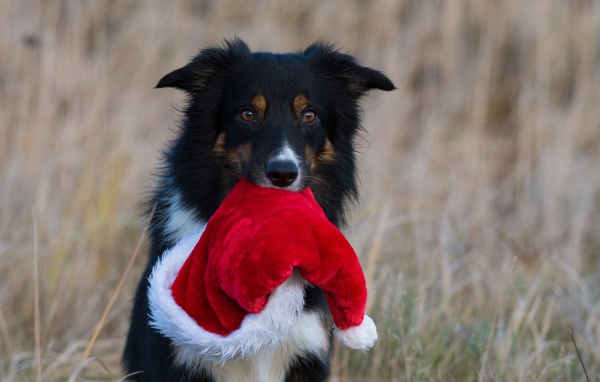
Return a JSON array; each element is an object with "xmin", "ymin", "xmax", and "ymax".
[{"xmin": 123, "ymin": 38, "xmax": 394, "ymax": 381}]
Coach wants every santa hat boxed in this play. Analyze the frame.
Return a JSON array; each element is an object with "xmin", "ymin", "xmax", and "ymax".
[{"xmin": 147, "ymin": 178, "xmax": 376, "ymax": 363}]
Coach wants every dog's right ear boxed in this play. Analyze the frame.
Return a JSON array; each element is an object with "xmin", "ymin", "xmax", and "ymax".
[
  {"xmin": 156, "ymin": 38, "xmax": 251, "ymax": 93},
  {"xmin": 303, "ymin": 42, "xmax": 395, "ymax": 98}
]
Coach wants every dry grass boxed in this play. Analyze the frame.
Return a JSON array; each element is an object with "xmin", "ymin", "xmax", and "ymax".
[{"xmin": 1, "ymin": 0, "xmax": 600, "ymax": 381}]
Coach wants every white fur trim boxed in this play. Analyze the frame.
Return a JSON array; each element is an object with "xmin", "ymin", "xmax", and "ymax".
[
  {"xmin": 333, "ymin": 314, "xmax": 377, "ymax": 351},
  {"xmin": 180, "ymin": 311, "xmax": 329, "ymax": 381},
  {"xmin": 147, "ymin": 225, "xmax": 306, "ymax": 363}
]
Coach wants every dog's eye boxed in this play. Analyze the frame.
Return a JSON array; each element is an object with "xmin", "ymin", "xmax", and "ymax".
[
  {"xmin": 241, "ymin": 109, "xmax": 254, "ymax": 122},
  {"xmin": 303, "ymin": 110, "xmax": 316, "ymax": 124}
]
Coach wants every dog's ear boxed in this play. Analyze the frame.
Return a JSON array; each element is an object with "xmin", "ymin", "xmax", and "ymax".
[
  {"xmin": 303, "ymin": 42, "xmax": 395, "ymax": 96},
  {"xmin": 156, "ymin": 38, "xmax": 251, "ymax": 93}
]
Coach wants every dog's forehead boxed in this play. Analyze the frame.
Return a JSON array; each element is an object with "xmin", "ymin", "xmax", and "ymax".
[
  {"xmin": 250, "ymin": 51, "xmax": 307, "ymax": 74},
  {"xmin": 236, "ymin": 53, "xmax": 316, "ymax": 97}
]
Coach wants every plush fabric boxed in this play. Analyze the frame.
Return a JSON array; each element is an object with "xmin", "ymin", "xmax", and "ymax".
[
  {"xmin": 170, "ymin": 178, "xmax": 369, "ymax": 336},
  {"xmin": 147, "ymin": 231, "xmax": 307, "ymax": 363}
]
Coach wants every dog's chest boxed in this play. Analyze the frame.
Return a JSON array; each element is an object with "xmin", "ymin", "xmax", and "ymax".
[{"xmin": 179, "ymin": 311, "xmax": 329, "ymax": 382}]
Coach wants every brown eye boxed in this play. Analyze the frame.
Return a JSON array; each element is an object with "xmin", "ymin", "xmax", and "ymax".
[
  {"xmin": 241, "ymin": 109, "xmax": 254, "ymax": 122},
  {"xmin": 303, "ymin": 110, "xmax": 316, "ymax": 124}
]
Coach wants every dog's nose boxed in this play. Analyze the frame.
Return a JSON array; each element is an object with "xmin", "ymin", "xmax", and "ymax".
[{"xmin": 266, "ymin": 160, "xmax": 298, "ymax": 188}]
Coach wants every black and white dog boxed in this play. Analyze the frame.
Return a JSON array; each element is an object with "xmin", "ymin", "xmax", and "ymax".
[{"xmin": 123, "ymin": 39, "xmax": 394, "ymax": 382}]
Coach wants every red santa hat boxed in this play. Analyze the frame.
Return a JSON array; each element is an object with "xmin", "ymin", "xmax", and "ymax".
[{"xmin": 147, "ymin": 178, "xmax": 376, "ymax": 363}]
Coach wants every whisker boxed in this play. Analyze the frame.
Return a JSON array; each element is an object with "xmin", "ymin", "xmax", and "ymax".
[{"xmin": 304, "ymin": 175, "xmax": 334, "ymax": 191}]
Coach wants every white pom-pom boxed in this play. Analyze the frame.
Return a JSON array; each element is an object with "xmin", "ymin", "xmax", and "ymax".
[{"xmin": 333, "ymin": 314, "xmax": 377, "ymax": 351}]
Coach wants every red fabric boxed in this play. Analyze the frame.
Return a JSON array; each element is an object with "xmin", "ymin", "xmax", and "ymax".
[{"xmin": 171, "ymin": 178, "xmax": 367, "ymax": 336}]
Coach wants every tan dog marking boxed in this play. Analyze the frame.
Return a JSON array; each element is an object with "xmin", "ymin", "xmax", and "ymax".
[
  {"xmin": 213, "ymin": 132, "xmax": 227, "ymax": 156},
  {"xmin": 226, "ymin": 143, "xmax": 252, "ymax": 174},
  {"xmin": 251, "ymin": 94, "xmax": 267, "ymax": 119},
  {"xmin": 308, "ymin": 138, "xmax": 335, "ymax": 170},
  {"xmin": 214, "ymin": 133, "xmax": 251, "ymax": 175},
  {"xmin": 292, "ymin": 94, "xmax": 309, "ymax": 119}
]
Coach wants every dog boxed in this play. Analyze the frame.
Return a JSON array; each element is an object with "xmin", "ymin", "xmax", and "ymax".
[{"xmin": 123, "ymin": 38, "xmax": 394, "ymax": 382}]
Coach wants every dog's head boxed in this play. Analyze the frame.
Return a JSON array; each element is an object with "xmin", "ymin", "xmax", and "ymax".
[{"xmin": 158, "ymin": 39, "xmax": 394, "ymax": 226}]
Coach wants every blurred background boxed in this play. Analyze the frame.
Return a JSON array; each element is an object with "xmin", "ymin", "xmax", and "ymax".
[{"xmin": 1, "ymin": 0, "xmax": 600, "ymax": 380}]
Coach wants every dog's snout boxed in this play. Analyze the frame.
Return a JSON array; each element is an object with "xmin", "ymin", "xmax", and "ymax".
[{"xmin": 266, "ymin": 160, "xmax": 298, "ymax": 188}]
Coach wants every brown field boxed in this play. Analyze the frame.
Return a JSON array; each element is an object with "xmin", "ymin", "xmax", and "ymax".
[{"xmin": 1, "ymin": 0, "xmax": 600, "ymax": 381}]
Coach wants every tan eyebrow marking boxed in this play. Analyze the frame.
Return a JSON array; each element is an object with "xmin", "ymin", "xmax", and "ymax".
[
  {"xmin": 251, "ymin": 94, "xmax": 267, "ymax": 119},
  {"xmin": 292, "ymin": 94, "xmax": 309, "ymax": 119}
]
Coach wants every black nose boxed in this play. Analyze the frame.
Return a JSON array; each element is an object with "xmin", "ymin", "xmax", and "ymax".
[{"xmin": 266, "ymin": 160, "xmax": 298, "ymax": 187}]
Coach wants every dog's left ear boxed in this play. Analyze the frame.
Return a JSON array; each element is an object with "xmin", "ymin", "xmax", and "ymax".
[
  {"xmin": 303, "ymin": 42, "xmax": 395, "ymax": 97},
  {"xmin": 156, "ymin": 38, "xmax": 251, "ymax": 93}
]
